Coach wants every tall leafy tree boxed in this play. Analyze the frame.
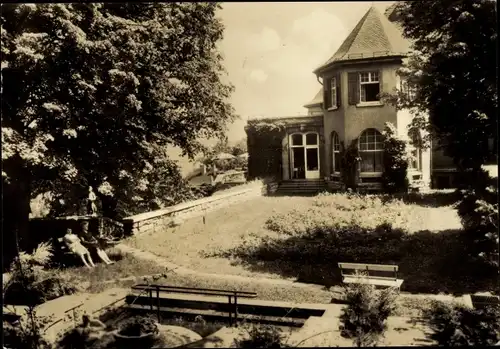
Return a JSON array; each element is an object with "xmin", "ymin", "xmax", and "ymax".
[
  {"xmin": 383, "ymin": 0, "xmax": 497, "ymax": 175},
  {"xmin": 1, "ymin": 3, "xmax": 235, "ymax": 249},
  {"xmin": 384, "ymin": 1, "xmax": 498, "ymax": 268}
]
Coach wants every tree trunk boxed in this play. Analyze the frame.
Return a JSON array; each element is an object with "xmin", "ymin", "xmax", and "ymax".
[{"xmin": 3, "ymin": 172, "xmax": 32, "ymax": 262}]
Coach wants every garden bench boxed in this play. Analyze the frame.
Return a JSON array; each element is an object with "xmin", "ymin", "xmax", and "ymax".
[
  {"xmin": 338, "ymin": 262, "xmax": 404, "ymax": 289},
  {"xmin": 129, "ymin": 284, "xmax": 257, "ymax": 326}
]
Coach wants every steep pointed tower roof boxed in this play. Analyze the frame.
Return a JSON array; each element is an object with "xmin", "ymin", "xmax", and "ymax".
[{"xmin": 313, "ymin": 6, "xmax": 410, "ymax": 74}]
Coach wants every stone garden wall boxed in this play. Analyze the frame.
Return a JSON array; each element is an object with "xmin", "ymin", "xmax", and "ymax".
[{"xmin": 122, "ymin": 181, "xmax": 276, "ymax": 236}]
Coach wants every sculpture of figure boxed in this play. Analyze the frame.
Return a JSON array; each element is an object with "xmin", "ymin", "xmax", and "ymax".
[
  {"xmin": 77, "ymin": 313, "xmax": 111, "ymax": 347},
  {"xmin": 87, "ymin": 186, "xmax": 97, "ymax": 216}
]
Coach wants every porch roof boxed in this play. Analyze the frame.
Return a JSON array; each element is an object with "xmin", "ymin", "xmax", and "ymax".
[{"xmin": 247, "ymin": 115, "xmax": 323, "ymax": 126}]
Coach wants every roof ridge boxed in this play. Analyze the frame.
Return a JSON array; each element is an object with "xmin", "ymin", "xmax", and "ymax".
[{"xmin": 332, "ymin": 6, "xmax": 374, "ymax": 62}]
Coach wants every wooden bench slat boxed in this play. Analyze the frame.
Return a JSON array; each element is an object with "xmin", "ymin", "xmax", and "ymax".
[
  {"xmin": 338, "ymin": 262, "xmax": 398, "ymax": 272},
  {"xmin": 343, "ymin": 276, "xmax": 404, "ymax": 288},
  {"xmin": 342, "ymin": 275, "xmax": 398, "ymax": 281}
]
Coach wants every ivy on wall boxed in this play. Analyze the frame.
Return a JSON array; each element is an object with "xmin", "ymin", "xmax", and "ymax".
[
  {"xmin": 245, "ymin": 121, "xmax": 286, "ymax": 180},
  {"xmin": 382, "ymin": 122, "xmax": 409, "ymax": 193}
]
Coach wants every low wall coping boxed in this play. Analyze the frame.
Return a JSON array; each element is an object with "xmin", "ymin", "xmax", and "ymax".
[{"xmin": 123, "ymin": 186, "xmax": 258, "ymax": 224}]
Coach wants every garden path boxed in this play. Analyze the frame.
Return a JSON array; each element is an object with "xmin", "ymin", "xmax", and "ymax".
[{"xmin": 34, "ymin": 287, "xmax": 129, "ymax": 344}]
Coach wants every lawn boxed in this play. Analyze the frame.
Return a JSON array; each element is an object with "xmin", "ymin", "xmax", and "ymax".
[
  {"xmin": 54, "ymin": 248, "xmax": 169, "ymax": 294},
  {"xmin": 122, "ymin": 190, "xmax": 499, "ymax": 297},
  {"xmin": 126, "ymin": 195, "xmax": 317, "ymax": 280}
]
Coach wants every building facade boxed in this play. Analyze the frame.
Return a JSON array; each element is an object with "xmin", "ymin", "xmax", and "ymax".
[{"xmin": 246, "ymin": 6, "xmax": 458, "ymax": 190}]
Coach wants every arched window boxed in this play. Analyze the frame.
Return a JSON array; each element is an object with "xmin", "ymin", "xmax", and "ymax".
[
  {"xmin": 358, "ymin": 128, "xmax": 384, "ymax": 173},
  {"xmin": 408, "ymin": 130, "xmax": 422, "ymax": 171},
  {"xmin": 305, "ymin": 133, "xmax": 318, "ymax": 146},
  {"xmin": 291, "ymin": 134, "xmax": 303, "ymax": 146},
  {"xmin": 332, "ymin": 131, "xmax": 341, "ymax": 173}
]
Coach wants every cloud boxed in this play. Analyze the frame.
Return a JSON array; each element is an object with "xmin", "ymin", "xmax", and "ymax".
[
  {"xmin": 248, "ymin": 69, "xmax": 268, "ymax": 83},
  {"xmin": 263, "ymin": 9, "xmax": 347, "ymax": 78},
  {"xmin": 245, "ymin": 27, "xmax": 281, "ymax": 52}
]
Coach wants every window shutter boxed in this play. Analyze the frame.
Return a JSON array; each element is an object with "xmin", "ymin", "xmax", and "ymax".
[
  {"xmin": 378, "ymin": 70, "xmax": 383, "ymax": 100},
  {"xmin": 348, "ymin": 72, "xmax": 359, "ymax": 105},
  {"xmin": 336, "ymin": 73, "xmax": 341, "ymax": 107},
  {"xmin": 324, "ymin": 78, "xmax": 331, "ymax": 109}
]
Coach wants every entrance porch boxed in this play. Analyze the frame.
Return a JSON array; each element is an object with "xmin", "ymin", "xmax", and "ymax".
[{"xmin": 279, "ymin": 115, "xmax": 325, "ymax": 182}]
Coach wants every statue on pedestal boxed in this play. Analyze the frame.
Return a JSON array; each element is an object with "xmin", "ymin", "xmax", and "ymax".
[{"xmin": 87, "ymin": 186, "xmax": 97, "ymax": 217}]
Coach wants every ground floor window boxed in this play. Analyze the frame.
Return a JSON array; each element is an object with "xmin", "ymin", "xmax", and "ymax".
[
  {"xmin": 332, "ymin": 131, "xmax": 341, "ymax": 174},
  {"xmin": 408, "ymin": 130, "xmax": 422, "ymax": 171},
  {"xmin": 359, "ymin": 128, "xmax": 384, "ymax": 173}
]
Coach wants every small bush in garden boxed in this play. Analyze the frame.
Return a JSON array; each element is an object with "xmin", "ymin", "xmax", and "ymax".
[
  {"xmin": 4, "ymin": 242, "xmax": 79, "ymax": 306},
  {"xmin": 382, "ymin": 122, "xmax": 409, "ymax": 194},
  {"xmin": 423, "ymin": 300, "xmax": 500, "ymax": 346},
  {"xmin": 164, "ymin": 316, "xmax": 224, "ymax": 338},
  {"xmin": 339, "ymin": 279, "xmax": 398, "ymax": 347},
  {"xmin": 117, "ymin": 315, "xmax": 159, "ymax": 337},
  {"xmin": 235, "ymin": 324, "xmax": 290, "ymax": 348},
  {"xmin": 3, "ymin": 311, "xmax": 52, "ymax": 349},
  {"xmin": 456, "ymin": 170, "xmax": 499, "ymax": 267},
  {"xmin": 339, "ymin": 140, "xmax": 361, "ymax": 190}
]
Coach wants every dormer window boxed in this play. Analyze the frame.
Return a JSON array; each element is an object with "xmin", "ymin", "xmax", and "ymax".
[{"xmin": 359, "ymin": 71, "xmax": 380, "ymax": 102}]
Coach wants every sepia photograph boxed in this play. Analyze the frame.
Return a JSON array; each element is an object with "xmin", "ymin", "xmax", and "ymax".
[{"xmin": 2, "ymin": 1, "xmax": 499, "ymax": 348}]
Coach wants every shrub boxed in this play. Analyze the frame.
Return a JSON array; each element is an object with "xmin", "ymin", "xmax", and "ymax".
[
  {"xmin": 456, "ymin": 169, "xmax": 499, "ymax": 267},
  {"xmin": 3, "ymin": 310, "xmax": 52, "ymax": 349},
  {"xmin": 339, "ymin": 279, "xmax": 398, "ymax": 347},
  {"xmin": 190, "ymin": 183, "xmax": 218, "ymax": 198},
  {"xmin": 423, "ymin": 300, "xmax": 500, "ymax": 346},
  {"xmin": 4, "ymin": 242, "xmax": 79, "ymax": 305},
  {"xmin": 339, "ymin": 140, "xmax": 361, "ymax": 190},
  {"xmin": 266, "ymin": 193, "xmax": 414, "ymax": 236},
  {"xmin": 382, "ymin": 122, "xmax": 409, "ymax": 193},
  {"xmin": 235, "ymin": 324, "xmax": 290, "ymax": 348},
  {"xmin": 117, "ymin": 315, "xmax": 159, "ymax": 337},
  {"xmin": 164, "ymin": 316, "xmax": 223, "ymax": 338}
]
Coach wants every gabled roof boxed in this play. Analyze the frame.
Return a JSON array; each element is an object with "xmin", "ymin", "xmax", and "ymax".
[
  {"xmin": 313, "ymin": 6, "xmax": 410, "ymax": 74},
  {"xmin": 303, "ymin": 88, "xmax": 323, "ymax": 108}
]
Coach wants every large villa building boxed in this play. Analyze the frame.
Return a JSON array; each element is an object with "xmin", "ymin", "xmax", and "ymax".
[{"xmin": 245, "ymin": 5, "xmax": 465, "ymax": 191}]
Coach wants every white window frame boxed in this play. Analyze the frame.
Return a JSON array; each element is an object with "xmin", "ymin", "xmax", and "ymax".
[
  {"xmin": 359, "ymin": 71, "xmax": 380, "ymax": 103},
  {"xmin": 329, "ymin": 77, "xmax": 337, "ymax": 109},
  {"xmin": 332, "ymin": 132, "xmax": 341, "ymax": 175},
  {"xmin": 408, "ymin": 132, "xmax": 422, "ymax": 172},
  {"xmin": 358, "ymin": 128, "xmax": 384, "ymax": 176},
  {"xmin": 305, "ymin": 132, "xmax": 319, "ymax": 147}
]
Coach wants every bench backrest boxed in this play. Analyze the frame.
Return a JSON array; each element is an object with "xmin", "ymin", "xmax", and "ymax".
[
  {"xmin": 338, "ymin": 263, "xmax": 398, "ymax": 273},
  {"xmin": 338, "ymin": 263, "xmax": 399, "ymax": 281}
]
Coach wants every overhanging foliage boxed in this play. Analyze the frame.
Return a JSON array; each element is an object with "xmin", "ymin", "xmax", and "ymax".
[{"xmin": 245, "ymin": 121, "xmax": 286, "ymax": 180}]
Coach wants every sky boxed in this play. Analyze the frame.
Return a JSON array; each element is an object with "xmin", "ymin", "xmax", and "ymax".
[{"xmin": 217, "ymin": 1, "xmax": 394, "ymax": 142}]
